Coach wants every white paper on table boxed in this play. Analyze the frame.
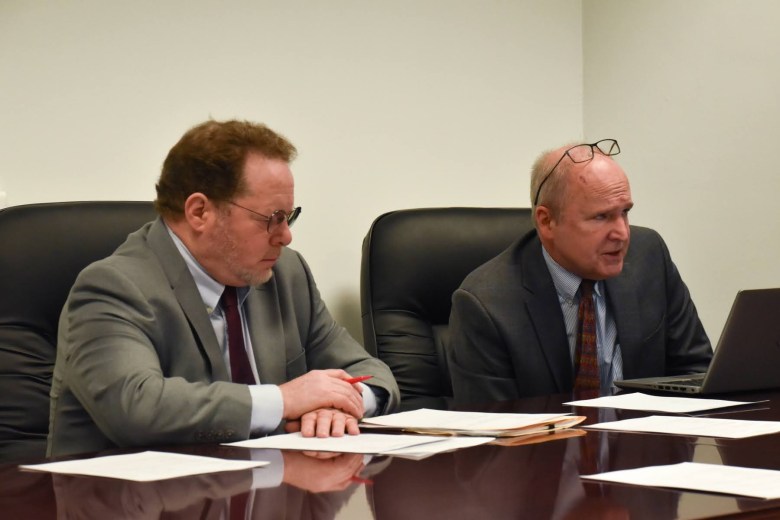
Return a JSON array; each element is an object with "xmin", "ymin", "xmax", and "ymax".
[
  {"xmin": 19, "ymin": 451, "xmax": 269, "ymax": 482},
  {"xmin": 360, "ymin": 408, "xmax": 570, "ymax": 431},
  {"xmin": 586, "ymin": 415, "xmax": 780, "ymax": 439},
  {"xmin": 564, "ymin": 392, "xmax": 760, "ymax": 413},
  {"xmin": 584, "ymin": 462, "xmax": 780, "ymax": 499},
  {"xmin": 225, "ymin": 432, "xmax": 450, "ymax": 454},
  {"xmin": 382, "ymin": 436, "xmax": 495, "ymax": 460}
]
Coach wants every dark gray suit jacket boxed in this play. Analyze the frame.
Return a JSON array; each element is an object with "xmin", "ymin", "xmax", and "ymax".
[
  {"xmin": 48, "ymin": 218, "xmax": 399, "ymax": 456},
  {"xmin": 447, "ymin": 226, "xmax": 712, "ymax": 405}
]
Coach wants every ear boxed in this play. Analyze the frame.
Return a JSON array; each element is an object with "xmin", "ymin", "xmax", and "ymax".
[
  {"xmin": 182, "ymin": 193, "xmax": 214, "ymax": 233},
  {"xmin": 534, "ymin": 205, "xmax": 555, "ymax": 242}
]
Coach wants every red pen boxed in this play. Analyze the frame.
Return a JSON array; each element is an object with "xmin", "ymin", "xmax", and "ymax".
[{"xmin": 345, "ymin": 375, "xmax": 373, "ymax": 384}]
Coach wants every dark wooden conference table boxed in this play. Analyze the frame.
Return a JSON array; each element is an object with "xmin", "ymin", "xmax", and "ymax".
[{"xmin": 3, "ymin": 390, "xmax": 780, "ymax": 520}]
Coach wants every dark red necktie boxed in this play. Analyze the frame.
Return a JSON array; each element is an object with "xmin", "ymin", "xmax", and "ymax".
[
  {"xmin": 221, "ymin": 286, "xmax": 256, "ymax": 385},
  {"xmin": 230, "ymin": 491, "xmax": 250, "ymax": 520},
  {"xmin": 574, "ymin": 279, "xmax": 600, "ymax": 392}
]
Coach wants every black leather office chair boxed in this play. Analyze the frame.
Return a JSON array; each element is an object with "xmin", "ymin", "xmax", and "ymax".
[
  {"xmin": 0, "ymin": 201, "xmax": 156, "ymax": 461},
  {"xmin": 361, "ymin": 207, "xmax": 534, "ymax": 411}
]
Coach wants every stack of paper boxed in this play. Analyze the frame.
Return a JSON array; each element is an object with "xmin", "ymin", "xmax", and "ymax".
[
  {"xmin": 489, "ymin": 427, "xmax": 586, "ymax": 447},
  {"xmin": 359, "ymin": 408, "xmax": 585, "ymax": 437},
  {"xmin": 225, "ymin": 432, "xmax": 494, "ymax": 459}
]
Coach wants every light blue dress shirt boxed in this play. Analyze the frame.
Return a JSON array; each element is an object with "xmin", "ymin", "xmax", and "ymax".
[{"xmin": 542, "ymin": 248, "xmax": 623, "ymax": 392}]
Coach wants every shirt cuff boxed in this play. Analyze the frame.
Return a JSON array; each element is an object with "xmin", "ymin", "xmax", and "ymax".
[
  {"xmin": 248, "ymin": 384, "xmax": 284, "ymax": 434},
  {"xmin": 361, "ymin": 382, "xmax": 382, "ymax": 417}
]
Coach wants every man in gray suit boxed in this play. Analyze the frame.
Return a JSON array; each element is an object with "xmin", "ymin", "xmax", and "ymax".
[
  {"xmin": 447, "ymin": 139, "xmax": 712, "ymax": 405},
  {"xmin": 48, "ymin": 119, "xmax": 399, "ymax": 457}
]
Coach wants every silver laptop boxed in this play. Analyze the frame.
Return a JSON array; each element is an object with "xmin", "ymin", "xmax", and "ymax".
[{"xmin": 615, "ymin": 288, "xmax": 780, "ymax": 395}]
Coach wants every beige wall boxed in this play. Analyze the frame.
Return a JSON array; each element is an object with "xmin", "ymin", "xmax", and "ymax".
[
  {"xmin": 3, "ymin": 0, "xmax": 777, "ymax": 344},
  {"xmin": 0, "ymin": 0, "xmax": 582, "ymax": 340},
  {"xmin": 584, "ymin": 0, "xmax": 780, "ymax": 342}
]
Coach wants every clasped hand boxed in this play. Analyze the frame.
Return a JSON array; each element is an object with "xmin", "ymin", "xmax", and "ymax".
[{"xmin": 280, "ymin": 369, "xmax": 364, "ymax": 437}]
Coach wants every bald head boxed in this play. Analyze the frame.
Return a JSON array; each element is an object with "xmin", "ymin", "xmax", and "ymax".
[{"xmin": 530, "ymin": 139, "xmax": 622, "ymax": 219}]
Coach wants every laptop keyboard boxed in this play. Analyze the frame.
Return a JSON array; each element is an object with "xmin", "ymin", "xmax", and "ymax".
[{"xmin": 669, "ymin": 375, "xmax": 706, "ymax": 387}]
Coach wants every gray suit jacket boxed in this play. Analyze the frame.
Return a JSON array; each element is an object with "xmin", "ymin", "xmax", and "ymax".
[
  {"xmin": 447, "ymin": 226, "xmax": 713, "ymax": 405},
  {"xmin": 48, "ymin": 218, "xmax": 399, "ymax": 456}
]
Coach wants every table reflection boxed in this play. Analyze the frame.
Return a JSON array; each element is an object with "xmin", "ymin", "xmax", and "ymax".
[
  {"xmin": 0, "ymin": 465, "xmax": 56, "ymax": 518},
  {"xmin": 50, "ymin": 449, "xmax": 372, "ymax": 520},
  {"xmin": 370, "ymin": 401, "xmax": 694, "ymax": 520}
]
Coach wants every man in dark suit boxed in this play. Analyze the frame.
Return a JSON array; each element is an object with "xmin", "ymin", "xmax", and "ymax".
[
  {"xmin": 48, "ymin": 119, "xmax": 398, "ymax": 457},
  {"xmin": 447, "ymin": 139, "xmax": 712, "ymax": 405}
]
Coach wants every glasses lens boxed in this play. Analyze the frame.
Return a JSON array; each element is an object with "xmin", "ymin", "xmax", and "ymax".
[
  {"xmin": 287, "ymin": 207, "xmax": 301, "ymax": 228},
  {"xmin": 595, "ymin": 139, "xmax": 620, "ymax": 156},
  {"xmin": 266, "ymin": 211, "xmax": 284, "ymax": 233},
  {"xmin": 267, "ymin": 208, "xmax": 301, "ymax": 233},
  {"xmin": 567, "ymin": 144, "xmax": 595, "ymax": 163}
]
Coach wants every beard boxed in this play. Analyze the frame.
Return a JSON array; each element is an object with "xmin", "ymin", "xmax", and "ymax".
[{"xmin": 213, "ymin": 214, "xmax": 274, "ymax": 287}]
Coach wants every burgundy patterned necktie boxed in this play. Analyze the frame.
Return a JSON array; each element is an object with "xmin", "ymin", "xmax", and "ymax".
[
  {"xmin": 574, "ymin": 279, "xmax": 600, "ymax": 392},
  {"xmin": 221, "ymin": 286, "xmax": 256, "ymax": 385}
]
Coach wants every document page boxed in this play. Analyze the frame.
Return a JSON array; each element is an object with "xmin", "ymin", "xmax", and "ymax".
[
  {"xmin": 584, "ymin": 462, "xmax": 780, "ymax": 499},
  {"xmin": 381, "ymin": 436, "xmax": 495, "ymax": 460},
  {"xmin": 224, "ymin": 432, "xmax": 485, "ymax": 454},
  {"xmin": 20, "ymin": 451, "xmax": 268, "ymax": 482},
  {"xmin": 564, "ymin": 392, "xmax": 759, "ymax": 413},
  {"xmin": 587, "ymin": 415, "xmax": 780, "ymax": 439}
]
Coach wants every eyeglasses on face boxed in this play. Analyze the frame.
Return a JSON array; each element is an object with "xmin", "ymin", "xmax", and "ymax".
[
  {"xmin": 227, "ymin": 201, "xmax": 302, "ymax": 233},
  {"xmin": 533, "ymin": 139, "xmax": 620, "ymax": 206}
]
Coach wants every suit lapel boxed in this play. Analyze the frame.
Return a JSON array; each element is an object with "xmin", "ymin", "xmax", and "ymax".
[
  {"xmin": 147, "ymin": 219, "xmax": 229, "ymax": 381},
  {"xmin": 245, "ymin": 283, "xmax": 287, "ymax": 385},
  {"xmin": 604, "ymin": 261, "xmax": 642, "ymax": 378},
  {"xmin": 520, "ymin": 237, "xmax": 573, "ymax": 392}
]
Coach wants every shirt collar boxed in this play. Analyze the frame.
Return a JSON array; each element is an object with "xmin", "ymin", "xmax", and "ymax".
[{"xmin": 541, "ymin": 246, "xmax": 603, "ymax": 301}]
